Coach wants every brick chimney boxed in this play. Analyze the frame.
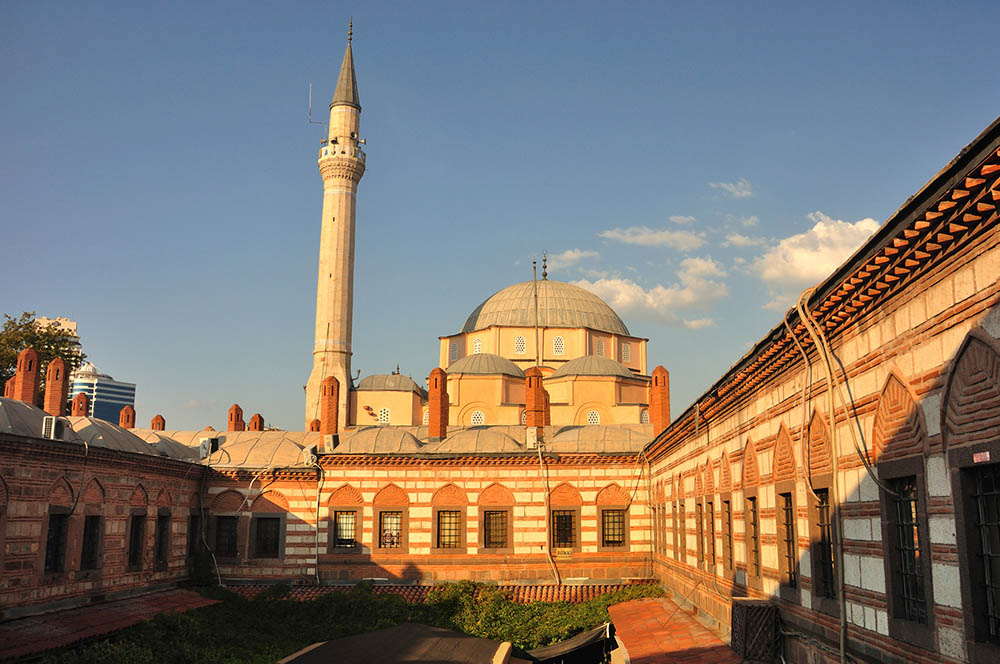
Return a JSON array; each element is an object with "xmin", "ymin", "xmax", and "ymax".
[
  {"xmin": 428, "ymin": 368, "xmax": 448, "ymax": 441},
  {"xmin": 119, "ymin": 404, "xmax": 135, "ymax": 429},
  {"xmin": 249, "ymin": 413, "xmax": 265, "ymax": 431},
  {"xmin": 543, "ymin": 389, "xmax": 551, "ymax": 426},
  {"xmin": 12, "ymin": 348, "xmax": 40, "ymax": 405},
  {"xmin": 4, "ymin": 378, "xmax": 13, "ymax": 398},
  {"xmin": 308, "ymin": 418, "xmax": 321, "ymax": 432},
  {"xmin": 228, "ymin": 404, "xmax": 245, "ymax": 432},
  {"xmin": 151, "ymin": 414, "xmax": 165, "ymax": 430},
  {"xmin": 320, "ymin": 376, "xmax": 339, "ymax": 436},
  {"xmin": 525, "ymin": 367, "xmax": 547, "ymax": 429},
  {"xmin": 649, "ymin": 366, "xmax": 670, "ymax": 432},
  {"xmin": 71, "ymin": 392, "xmax": 90, "ymax": 417},
  {"xmin": 43, "ymin": 358, "xmax": 68, "ymax": 416}
]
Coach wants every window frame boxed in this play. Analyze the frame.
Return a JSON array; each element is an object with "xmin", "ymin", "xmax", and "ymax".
[
  {"xmin": 514, "ymin": 336, "xmax": 526, "ymax": 355},
  {"xmin": 744, "ymin": 492, "xmax": 762, "ymax": 588},
  {"xmin": 479, "ymin": 508, "xmax": 513, "ymax": 553},
  {"xmin": 775, "ymin": 480, "xmax": 800, "ymax": 603},
  {"xmin": 550, "ymin": 507, "xmax": 581, "ymax": 552},
  {"xmin": 212, "ymin": 514, "xmax": 240, "ymax": 560},
  {"xmin": 126, "ymin": 508, "xmax": 147, "ymax": 571},
  {"xmin": 808, "ymin": 475, "xmax": 840, "ymax": 617},
  {"xmin": 553, "ymin": 336, "xmax": 564, "ymax": 356},
  {"xmin": 154, "ymin": 508, "xmax": 171, "ymax": 571},
  {"xmin": 187, "ymin": 513, "xmax": 202, "ymax": 559},
  {"xmin": 705, "ymin": 498, "xmax": 716, "ymax": 571},
  {"xmin": 375, "ymin": 508, "xmax": 408, "ymax": 553},
  {"xmin": 249, "ymin": 513, "xmax": 285, "ymax": 559},
  {"xmin": 695, "ymin": 501, "xmax": 704, "ymax": 566},
  {"xmin": 80, "ymin": 512, "xmax": 103, "ymax": 573},
  {"xmin": 720, "ymin": 494, "xmax": 734, "ymax": 573},
  {"xmin": 586, "ymin": 410, "xmax": 600, "ymax": 425},
  {"xmin": 329, "ymin": 507, "xmax": 362, "ymax": 553},
  {"xmin": 598, "ymin": 507, "xmax": 629, "ymax": 552},
  {"xmin": 43, "ymin": 506, "xmax": 70, "ymax": 578},
  {"xmin": 678, "ymin": 501, "xmax": 687, "ymax": 564}
]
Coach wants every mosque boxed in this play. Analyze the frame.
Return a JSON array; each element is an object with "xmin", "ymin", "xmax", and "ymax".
[{"xmin": 2, "ymin": 27, "xmax": 1000, "ymax": 664}]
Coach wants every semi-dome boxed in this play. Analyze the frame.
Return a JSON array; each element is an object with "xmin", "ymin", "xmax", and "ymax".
[
  {"xmin": 549, "ymin": 355, "xmax": 640, "ymax": 380},
  {"xmin": 447, "ymin": 353, "xmax": 525, "ymax": 378},
  {"xmin": 357, "ymin": 374, "xmax": 427, "ymax": 398},
  {"xmin": 462, "ymin": 280, "xmax": 629, "ymax": 336}
]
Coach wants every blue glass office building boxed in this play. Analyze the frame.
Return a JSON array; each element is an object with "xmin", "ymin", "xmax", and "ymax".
[{"xmin": 69, "ymin": 363, "xmax": 137, "ymax": 423}]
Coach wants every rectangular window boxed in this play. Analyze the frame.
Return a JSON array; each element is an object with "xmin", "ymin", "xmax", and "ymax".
[
  {"xmin": 622, "ymin": 343, "xmax": 631, "ymax": 363},
  {"xmin": 80, "ymin": 515, "xmax": 101, "ymax": 571},
  {"xmin": 552, "ymin": 510, "xmax": 576, "ymax": 548},
  {"xmin": 696, "ymin": 503, "xmax": 704, "ymax": 564},
  {"xmin": 436, "ymin": 510, "xmax": 462, "ymax": 549},
  {"xmin": 722, "ymin": 499, "xmax": 733, "ymax": 570},
  {"xmin": 334, "ymin": 511, "xmax": 356, "ymax": 548},
  {"xmin": 215, "ymin": 515, "xmax": 238, "ymax": 557},
  {"xmin": 779, "ymin": 492, "xmax": 796, "ymax": 588},
  {"xmin": 672, "ymin": 504, "xmax": 679, "ymax": 559},
  {"xmin": 746, "ymin": 497, "xmax": 760, "ymax": 578},
  {"xmin": 888, "ymin": 476, "xmax": 926, "ymax": 623},
  {"xmin": 679, "ymin": 504, "xmax": 686, "ymax": 561},
  {"xmin": 253, "ymin": 517, "xmax": 280, "ymax": 558},
  {"xmin": 970, "ymin": 463, "xmax": 1000, "ymax": 643},
  {"xmin": 187, "ymin": 514, "xmax": 201, "ymax": 557},
  {"xmin": 483, "ymin": 510, "xmax": 507, "ymax": 549},
  {"xmin": 155, "ymin": 514, "xmax": 170, "ymax": 568},
  {"xmin": 602, "ymin": 509, "xmax": 626, "ymax": 547},
  {"xmin": 379, "ymin": 511, "xmax": 402, "ymax": 549},
  {"xmin": 815, "ymin": 488, "xmax": 837, "ymax": 599},
  {"xmin": 128, "ymin": 514, "xmax": 145, "ymax": 569},
  {"xmin": 706, "ymin": 501, "xmax": 716, "ymax": 568},
  {"xmin": 44, "ymin": 513, "xmax": 68, "ymax": 574}
]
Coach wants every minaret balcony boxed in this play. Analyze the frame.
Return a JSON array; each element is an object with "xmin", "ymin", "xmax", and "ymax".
[{"xmin": 319, "ymin": 140, "xmax": 365, "ymax": 162}]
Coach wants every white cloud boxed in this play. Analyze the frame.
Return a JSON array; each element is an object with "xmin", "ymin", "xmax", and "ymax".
[
  {"xmin": 751, "ymin": 211, "xmax": 880, "ymax": 309},
  {"xmin": 741, "ymin": 215, "xmax": 760, "ymax": 227},
  {"xmin": 709, "ymin": 177, "xmax": 753, "ymax": 198},
  {"xmin": 723, "ymin": 233, "xmax": 765, "ymax": 248},
  {"xmin": 182, "ymin": 398, "xmax": 219, "ymax": 410},
  {"xmin": 573, "ymin": 257, "xmax": 729, "ymax": 329},
  {"xmin": 599, "ymin": 226, "xmax": 706, "ymax": 251},
  {"xmin": 669, "ymin": 215, "xmax": 696, "ymax": 225},
  {"xmin": 546, "ymin": 248, "xmax": 599, "ymax": 271}
]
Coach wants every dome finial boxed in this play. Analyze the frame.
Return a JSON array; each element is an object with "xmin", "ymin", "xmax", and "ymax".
[
  {"xmin": 348, "ymin": 18, "xmax": 353, "ymax": 44},
  {"xmin": 542, "ymin": 252, "xmax": 548, "ymax": 280}
]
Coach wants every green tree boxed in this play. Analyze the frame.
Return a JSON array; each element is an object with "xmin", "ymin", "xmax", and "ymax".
[{"xmin": 0, "ymin": 312, "xmax": 86, "ymax": 406}]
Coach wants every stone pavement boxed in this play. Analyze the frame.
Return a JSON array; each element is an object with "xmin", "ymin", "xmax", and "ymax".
[
  {"xmin": 0, "ymin": 588, "xmax": 219, "ymax": 661},
  {"xmin": 608, "ymin": 597, "xmax": 743, "ymax": 664}
]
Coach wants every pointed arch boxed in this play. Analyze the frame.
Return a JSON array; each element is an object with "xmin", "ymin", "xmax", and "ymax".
[
  {"xmin": 596, "ymin": 483, "xmax": 630, "ymax": 505},
  {"xmin": 719, "ymin": 451, "xmax": 732, "ymax": 492},
  {"xmin": 943, "ymin": 333, "xmax": 1000, "ymax": 450},
  {"xmin": 82, "ymin": 478, "xmax": 105, "ymax": 504},
  {"xmin": 48, "ymin": 477, "xmax": 74, "ymax": 507},
  {"xmin": 327, "ymin": 484, "xmax": 363, "ymax": 506},
  {"xmin": 129, "ymin": 484, "xmax": 148, "ymax": 507},
  {"xmin": 872, "ymin": 372, "xmax": 927, "ymax": 461},
  {"xmin": 742, "ymin": 439, "xmax": 760, "ymax": 488},
  {"xmin": 211, "ymin": 489, "xmax": 244, "ymax": 511},
  {"xmin": 432, "ymin": 484, "xmax": 468, "ymax": 506},
  {"xmin": 773, "ymin": 423, "xmax": 796, "ymax": 482},
  {"xmin": 703, "ymin": 460, "xmax": 715, "ymax": 495},
  {"xmin": 674, "ymin": 474, "xmax": 684, "ymax": 499},
  {"xmin": 807, "ymin": 408, "xmax": 834, "ymax": 476},
  {"xmin": 550, "ymin": 482, "xmax": 582, "ymax": 506},
  {"xmin": 373, "ymin": 483, "xmax": 409, "ymax": 506},
  {"xmin": 478, "ymin": 483, "xmax": 514, "ymax": 506},
  {"xmin": 695, "ymin": 467, "xmax": 704, "ymax": 496},
  {"xmin": 156, "ymin": 488, "xmax": 172, "ymax": 508},
  {"xmin": 251, "ymin": 490, "xmax": 288, "ymax": 513}
]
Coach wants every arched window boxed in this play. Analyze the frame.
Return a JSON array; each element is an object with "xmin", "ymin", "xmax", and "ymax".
[
  {"xmin": 514, "ymin": 336, "xmax": 526, "ymax": 354},
  {"xmin": 449, "ymin": 343, "xmax": 457, "ymax": 362},
  {"xmin": 422, "ymin": 409, "xmax": 429, "ymax": 425},
  {"xmin": 471, "ymin": 410, "xmax": 485, "ymax": 426},
  {"xmin": 587, "ymin": 410, "xmax": 600, "ymax": 425},
  {"xmin": 596, "ymin": 340, "xmax": 605, "ymax": 357},
  {"xmin": 473, "ymin": 338, "xmax": 483, "ymax": 354},
  {"xmin": 520, "ymin": 410, "xmax": 527, "ymax": 425},
  {"xmin": 377, "ymin": 408, "xmax": 390, "ymax": 424},
  {"xmin": 553, "ymin": 336, "xmax": 564, "ymax": 355},
  {"xmin": 622, "ymin": 342, "xmax": 631, "ymax": 363},
  {"xmin": 640, "ymin": 409, "xmax": 649, "ymax": 424}
]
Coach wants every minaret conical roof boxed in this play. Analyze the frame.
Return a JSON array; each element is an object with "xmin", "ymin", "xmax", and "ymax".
[{"xmin": 331, "ymin": 40, "xmax": 360, "ymax": 110}]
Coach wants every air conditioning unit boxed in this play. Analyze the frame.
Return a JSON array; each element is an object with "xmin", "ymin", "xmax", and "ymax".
[
  {"xmin": 730, "ymin": 598, "xmax": 778, "ymax": 663},
  {"xmin": 323, "ymin": 434, "xmax": 339, "ymax": 450},
  {"xmin": 198, "ymin": 436, "xmax": 220, "ymax": 459},
  {"xmin": 526, "ymin": 427, "xmax": 538, "ymax": 450},
  {"xmin": 42, "ymin": 416, "xmax": 66, "ymax": 440}
]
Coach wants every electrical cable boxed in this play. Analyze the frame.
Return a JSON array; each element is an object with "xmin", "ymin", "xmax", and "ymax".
[{"xmin": 536, "ymin": 444, "xmax": 561, "ymax": 585}]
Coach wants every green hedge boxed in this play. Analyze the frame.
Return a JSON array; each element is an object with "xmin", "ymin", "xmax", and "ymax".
[{"xmin": 41, "ymin": 582, "xmax": 663, "ymax": 664}]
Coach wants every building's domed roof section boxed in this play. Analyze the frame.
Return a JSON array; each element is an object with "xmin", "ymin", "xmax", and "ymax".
[
  {"xmin": 448, "ymin": 353, "xmax": 525, "ymax": 378},
  {"xmin": 547, "ymin": 424, "xmax": 653, "ymax": 453},
  {"xmin": 462, "ymin": 280, "xmax": 629, "ymax": 336},
  {"xmin": 204, "ymin": 431, "xmax": 316, "ymax": 468},
  {"xmin": 333, "ymin": 427, "xmax": 424, "ymax": 454},
  {"xmin": 549, "ymin": 355, "xmax": 640, "ymax": 380},
  {"xmin": 68, "ymin": 417, "xmax": 159, "ymax": 456},
  {"xmin": 430, "ymin": 427, "xmax": 523, "ymax": 454},
  {"xmin": 0, "ymin": 398, "xmax": 83, "ymax": 442},
  {"xmin": 357, "ymin": 374, "xmax": 427, "ymax": 398}
]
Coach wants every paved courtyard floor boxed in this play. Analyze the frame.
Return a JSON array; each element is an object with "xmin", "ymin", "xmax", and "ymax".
[{"xmin": 608, "ymin": 597, "xmax": 744, "ymax": 664}]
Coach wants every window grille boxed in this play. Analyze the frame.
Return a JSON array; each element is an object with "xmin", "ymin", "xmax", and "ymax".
[
  {"xmin": 254, "ymin": 517, "xmax": 280, "ymax": 558},
  {"xmin": 216, "ymin": 516, "xmax": 238, "ymax": 557},
  {"xmin": 334, "ymin": 511, "xmax": 356, "ymax": 547},
  {"xmin": 128, "ymin": 514, "xmax": 145, "ymax": 568},
  {"xmin": 553, "ymin": 336, "xmax": 564, "ymax": 355},
  {"xmin": 780, "ymin": 493, "xmax": 797, "ymax": 588},
  {"xmin": 679, "ymin": 504, "xmax": 686, "ymax": 560},
  {"xmin": 640, "ymin": 409, "xmax": 649, "ymax": 424},
  {"xmin": 378, "ymin": 408, "xmax": 390, "ymax": 424},
  {"xmin": 622, "ymin": 343, "xmax": 630, "ymax": 362},
  {"xmin": 155, "ymin": 513, "xmax": 170, "ymax": 566},
  {"xmin": 722, "ymin": 500, "xmax": 733, "ymax": 569},
  {"xmin": 672, "ymin": 504, "xmax": 679, "ymax": 559},
  {"xmin": 437, "ymin": 510, "xmax": 462, "ymax": 548},
  {"xmin": 44, "ymin": 513, "xmax": 68, "ymax": 574},
  {"xmin": 449, "ymin": 343, "xmax": 457, "ymax": 362},
  {"xmin": 81, "ymin": 515, "xmax": 101, "ymax": 570},
  {"xmin": 889, "ymin": 476, "xmax": 925, "ymax": 623},
  {"xmin": 747, "ymin": 497, "xmax": 760, "ymax": 577},
  {"xmin": 380, "ymin": 511, "xmax": 402, "ymax": 548},
  {"xmin": 473, "ymin": 338, "xmax": 482, "ymax": 354},
  {"xmin": 515, "ymin": 336, "xmax": 526, "ymax": 354},
  {"xmin": 187, "ymin": 515, "xmax": 201, "ymax": 557},
  {"xmin": 422, "ymin": 410, "xmax": 429, "ymax": 425},
  {"xmin": 706, "ymin": 501, "xmax": 716, "ymax": 567},
  {"xmin": 552, "ymin": 510, "xmax": 576, "ymax": 547},
  {"xmin": 471, "ymin": 410, "xmax": 485, "ymax": 426},
  {"xmin": 587, "ymin": 410, "xmax": 600, "ymax": 425},
  {"xmin": 483, "ymin": 510, "xmax": 507, "ymax": 548},
  {"xmin": 815, "ymin": 489, "xmax": 836, "ymax": 598},
  {"xmin": 971, "ymin": 464, "xmax": 1000, "ymax": 642},
  {"xmin": 520, "ymin": 410, "xmax": 527, "ymax": 425},
  {"xmin": 602, "ymin": 509, "xmax": 626, "ymax": 547},
  {"xmin": 596, "ymin": 340, "xmax": 605, "ymax": 356},
  {"xmin": 696, "ymin": 503, "xmax": 704, "ymax": 563}
]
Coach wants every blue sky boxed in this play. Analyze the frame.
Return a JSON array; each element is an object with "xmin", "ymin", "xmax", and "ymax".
[{"xmin": 2, "ymin": 1, "xmax": 998, "ymax": 430}]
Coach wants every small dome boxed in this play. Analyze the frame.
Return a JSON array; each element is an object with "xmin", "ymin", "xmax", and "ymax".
[
  {"xmin": 462, "ymin": 280, "xmax": 629, "ymax": 335},
  {"xmin": 549, "ymin": 355, "xmax": 640, "ymax": 380},
  {"xmin": 429, "ymin": 427, "xmax": 523, "ymax": 454},
  {"xmin": 448, "ymin": 353, "xmax": 525, "ymax": 378},
  {"xmin": 357, "ymin": 374, "xmax": 427, "ymax": 398},
  {"xmin": 333, "ymin": 427, "xmax": 424, "ymax": 454},
  {"xmin": 547, "ymin": 424, "xmax": 653, "ymax": 453},
  {"xmin": 68, "ymin": 417, "xmax": 159, "ymax": 456},
  {"xmin": 204, "ymin": 431, "xmax": 315, "ymax": 468},
  {"xmin": 0, "ymin": 398, "xmax": 83, "ymax": 442}
]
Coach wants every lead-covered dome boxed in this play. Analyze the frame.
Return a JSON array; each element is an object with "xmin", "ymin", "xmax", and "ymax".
[{"xmin": 462, "ymin": 280, "xmax": 629, "ymax": 336}]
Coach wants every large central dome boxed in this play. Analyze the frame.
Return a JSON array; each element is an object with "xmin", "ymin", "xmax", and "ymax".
[{"xmin": 461, "ymin": 280, "xmax": 629, "ymax": 335}]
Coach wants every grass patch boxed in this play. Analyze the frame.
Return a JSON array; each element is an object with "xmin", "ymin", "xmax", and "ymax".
[{"xmin": 41, "ymin": 582, "xmax": 662, "ymax": 664}]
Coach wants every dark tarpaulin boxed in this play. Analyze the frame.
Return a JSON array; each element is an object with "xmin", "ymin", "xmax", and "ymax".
[{"xmin": 526, "ymin": 623, "xmax": 611, "ymax": 663}]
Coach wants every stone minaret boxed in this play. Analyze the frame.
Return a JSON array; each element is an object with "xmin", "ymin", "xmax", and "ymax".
[{"xmin": 305, "ymin": 23, "xmax": 365, "ymax": 430}]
